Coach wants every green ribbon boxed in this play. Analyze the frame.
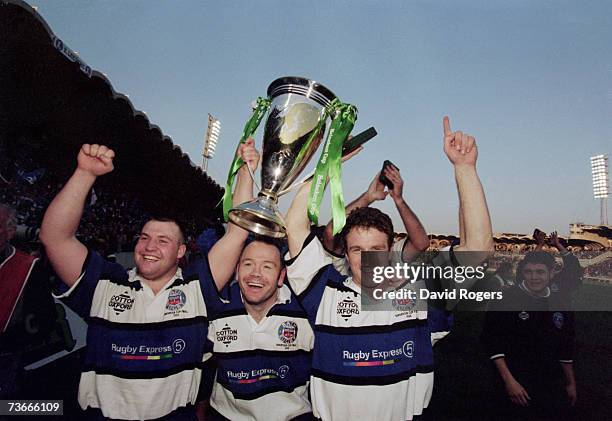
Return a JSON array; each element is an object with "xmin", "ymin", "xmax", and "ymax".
[
  {"xmin": 308, "ymin": 99, "xmax": 358, "ymax": 234},
  {"xmin": 220, "ymin": 97, "xmax": 271, "ymax": 221}
]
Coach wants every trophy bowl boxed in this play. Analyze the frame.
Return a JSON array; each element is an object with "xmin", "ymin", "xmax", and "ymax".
[{"xmin": 228, "ymin": 76, "xmax": 337, "ymax": 238}]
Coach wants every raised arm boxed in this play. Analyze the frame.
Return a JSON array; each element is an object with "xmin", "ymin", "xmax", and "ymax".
[
  {"xmin": 383, "ymin": 164, "xmax": 429, "ymax": 262},
  {"xmin": 285, "ymin": 179, "xmax": 313, "ymax": 258},
  {"xmin": 442, "ymin": 116, "xmax": 494, "ymax": 260},
  {"xmin": 40, "ymin": 144, "xmax": 115, "ymax": 286},
  {"xmin": 322, "ymin": 171, "xmax": 386, "ymax": 254},
  {"xmin": 208, "ymin": 139, "xmax": 258, "ymax": 289}
]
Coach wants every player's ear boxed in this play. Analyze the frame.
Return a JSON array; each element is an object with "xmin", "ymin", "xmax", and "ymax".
[
  {"xmin": 277, "ymin": 267, "xmax": 286, "ymax": 288},
  {"xmin": 177, "ymin": 243, "xmax": 187, "ymax": 260}
]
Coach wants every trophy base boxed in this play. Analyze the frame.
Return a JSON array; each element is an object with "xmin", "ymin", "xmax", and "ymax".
[{"xmin": 228, "ymin": 194, "xmax": 287, "ymax": 238}]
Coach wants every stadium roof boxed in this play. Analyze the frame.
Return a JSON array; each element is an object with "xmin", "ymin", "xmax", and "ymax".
[{"xmin": 0, "ymin": 0, "xmax": 223, "ymax": 225}]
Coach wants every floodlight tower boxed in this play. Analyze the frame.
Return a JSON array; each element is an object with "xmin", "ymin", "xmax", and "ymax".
[
  {"xmin": 591, "ymin": 154, "xmax": 609, "ymax": 225},
  {"xmin": 202, "ymin": 114, "xmax": 221, "ymax": 172}
]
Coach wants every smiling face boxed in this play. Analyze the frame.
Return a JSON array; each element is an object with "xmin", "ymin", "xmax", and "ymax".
[
  {"xmin": 134, "ymin": 219, "xmax": 186, "ymax": 284},
  {"xmin": 345, "ymin": 227, "xmax": 391, "ymax": 286},
  {"xmin": 236, "ymin": 241, "xmax": 285, "ymax": 309},
  {"xmin": 521, "ymin": 262, "xmax": 551, "ymax": 293}
]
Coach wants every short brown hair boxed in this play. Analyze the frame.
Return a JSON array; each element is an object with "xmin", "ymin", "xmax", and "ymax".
[{"xmin": 340, "ymin": 207, "xmax": 394, "ymax": 251}]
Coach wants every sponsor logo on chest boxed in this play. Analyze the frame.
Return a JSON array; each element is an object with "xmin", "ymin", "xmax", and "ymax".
[
  {"xmin": 216, "ymin": 324, "xmax": 238, "ymax": 347},
  {"xmin": 341, "ymin": 341, "xmax": 415, "ymax": 366},
  {"xmin": 111, "ymin": 338, "xmax": 186, "ymax": 361},
  {"xmin": 108, "ymin": 291, "xmax": 135, "ymax": 315},
  {"xmin": 337, "ymin": 295, "xmax": 360, "ymax": 321}
]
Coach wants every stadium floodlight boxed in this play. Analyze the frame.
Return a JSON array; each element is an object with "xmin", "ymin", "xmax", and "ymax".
[
  {"xmin": 590, "ymin": 154, "xmax": 609, "ymax": 225},
  {"xmin": 202, "ymin": 114, "xmax": 221, "ymax": 172}
]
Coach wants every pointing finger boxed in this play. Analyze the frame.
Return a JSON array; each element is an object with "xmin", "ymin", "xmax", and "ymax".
[{"xmin": 443, "ymin": 116, "xmax": 452, "ymax": 136}]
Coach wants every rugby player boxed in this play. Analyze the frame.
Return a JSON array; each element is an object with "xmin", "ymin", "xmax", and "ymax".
[
  {"xmin": 283, "ymin": 117, "xmax": 494, "ymax": 420},
  {"xmin": 39, "ymin": 141, "xmax": 256, "ymax": 420},
  {"xmin": 201, "ymin": 234, "xmax": 314, "ymax": 421}
]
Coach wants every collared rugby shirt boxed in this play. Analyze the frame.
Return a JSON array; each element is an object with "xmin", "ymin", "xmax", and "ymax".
[
  {"xmin": 286, "ymin": 234, "xmax": 452, "ymax": 421},
  {"xmin": 207, "ymin": 283, "xmax": 314, "ymax": 421},
  {"xmin": 54, "ymin": 250, "xmax": 214, "ymax": 420}
]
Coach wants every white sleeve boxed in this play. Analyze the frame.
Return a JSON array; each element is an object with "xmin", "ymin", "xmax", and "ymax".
[
  {"xmin": 390, "ymin": 237, "xmax": 408, "ymax": 264},
  {"xmin": 284, "ymin": 234, "xmax": 333, "ymax": 295}
]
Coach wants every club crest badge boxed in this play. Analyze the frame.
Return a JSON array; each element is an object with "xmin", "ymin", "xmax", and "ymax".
[
  {"xmin": 166, "ymin": 289, "xmax": 187, "ymax": 312},
  {"xmin": 278, "ymin": 321, "xmax": 298, "ymax": 344},
  {"xmin": 552, "ymin": 312, "xmax": 564, "ymax": 329}
]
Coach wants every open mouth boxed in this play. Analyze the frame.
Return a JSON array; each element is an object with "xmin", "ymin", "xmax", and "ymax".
[
  {"xmin": 246, "ymin": 281, "xmax": 264, "ymax": 289},
  {"xmin": 142, "ymin": 255, "xmax": 160, "ymax": 262}
]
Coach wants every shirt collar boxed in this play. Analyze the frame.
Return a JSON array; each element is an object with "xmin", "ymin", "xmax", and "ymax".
[
  {"xmin": 343, "ymin": 277, "xmax": 361, "ymax": 295},
  {"xmin": 277, "ymin": 284, "xmax": 292, "ymax": 304},
  {"xmin": 519, "ymin": 280, "xmax": 550, "ymax": 298},
  {"xmin": 128, "ymin": 267, "xmax": 184, "ymax": 289}
]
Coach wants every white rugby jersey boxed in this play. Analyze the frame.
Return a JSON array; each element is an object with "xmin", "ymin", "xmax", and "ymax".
[
  {"xmin": 54, "ymin": 250, "xmax": 212, "ymax": 420},
  {"xmin": 207, "ymin": 284, "xmax": 314, "ymax": 421},
  {"xmin": 286, "ymin": 235, "xmax": 452, "ymax": 421}
]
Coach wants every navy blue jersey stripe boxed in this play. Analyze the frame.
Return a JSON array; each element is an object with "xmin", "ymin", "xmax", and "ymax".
[
  {"xmin": 87, "ymin": 315, "xmax": 208, "ymax": 330},
  {"xmin": 106, "ymin": 276, "xmax": 143, "ymax": 290},
  {"xmin": 84, "ymin": 404, "xmax": 197, "ymax": 421},
  {"xmin": 210, "ymin": 308, "xmax": 249, "ymax": 320},
  {"xmin": 83, "ymin": 361, "xmax": 209, "ymax": 380},
  {"xmin": 266, "ymin": 308, "xmax": 309, "ymax": 319},
  {"xmin": 314, "ymin": 318, "xmax": 427, "ymax": 335},
  {"xmin": 311, "ymin": 364, "xmax": 434, "ymax": 386},
  {"xmin": 322, "ymin": 280, "xmax": 359, "ymax": 295},
  {"xmin": 215, "ymin": 349, "xmax": 311, "ymax": 360},
  {"xmin": 217, "ymin": 381, "xmax": 309, "ymax": 401},
  {"xmin": 167, "ymin": 277, "xmax": 197, "ymax": 288}
]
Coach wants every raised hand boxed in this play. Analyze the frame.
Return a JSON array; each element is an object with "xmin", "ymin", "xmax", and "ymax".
[
  {"xmin": 365, "ymin": 172, "xmax": 388, "ymax": 202},
  {"xmin": 77, "ymin": 144, "xmax": 115, "ymax": 177},
  {"xmin": 548, "ymin": 231, "xmax": 563, "ymax": 249},
  {"xmin": 383, "ymin": 164, "xmax": 404, "ymax": 202},
  {"xmin": 443, "ymin": 116, "xmax": 477, "ymax": 167},
  {"xmin": 238, "ymin": 138, "xmax": 260, "ymax": 172}
]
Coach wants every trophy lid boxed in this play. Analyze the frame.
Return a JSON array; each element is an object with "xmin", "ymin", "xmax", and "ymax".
[{"xmin": 267, "ymin": 76, "xmax": 337, "ymax": 108}]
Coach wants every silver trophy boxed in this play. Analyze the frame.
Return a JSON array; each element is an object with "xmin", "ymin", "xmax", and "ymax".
[{"xmin": 229, "ymin": 76, "xmax": 337, "ymax": 238}]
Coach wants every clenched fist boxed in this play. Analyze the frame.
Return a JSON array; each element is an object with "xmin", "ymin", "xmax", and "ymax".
[{"xmin": 77, "ymin": 144, "xmax": 115, "ymax": 177}]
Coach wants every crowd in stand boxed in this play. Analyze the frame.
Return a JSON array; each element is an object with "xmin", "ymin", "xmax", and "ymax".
[{"xmin": 1, "ymin": 140, "xmax": 220, "ymax": 259}]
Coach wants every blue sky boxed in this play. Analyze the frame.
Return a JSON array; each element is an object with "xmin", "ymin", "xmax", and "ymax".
[{"xmin": 31, "ymin": 0, "xmax": 611, "ymax": 235}]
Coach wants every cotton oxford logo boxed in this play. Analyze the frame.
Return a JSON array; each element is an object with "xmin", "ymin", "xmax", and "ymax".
[
  {"xmin": 217, "ymin": 324, "xmax": 238, "ymax": 347},
  {"xmin": 278, "ymin": 321, "xmax": 298, "ymax": 344},
  {"xmin": 552, "ymin": 312, "xmax": 564, "ymax": 329},
  {"xmin": 337, "ymin": 296, "xmax": 360, "ymax": 321},
  {"xmin": 518, "ymin": 311, "xmax": 530, "ymax": 321},
  {"xmin": 108, "ymin": 292, "xmax": 134, "ymax": 315},
  {"xmin": 166, "ymin": 289, "xmax": 186, "ymax": 312},
  {"xmin": 402, "ymin": 341, "xmax": 414, "ymax": 358}
]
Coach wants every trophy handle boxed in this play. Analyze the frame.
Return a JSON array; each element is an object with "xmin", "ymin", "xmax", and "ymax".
[
  {"xmin": 277, "ymin": 169, "xmax": 316, "ymax": 197},
  {"xmin": 245, "ymin": 161, "xmax": 261, "ymax": 191}
]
